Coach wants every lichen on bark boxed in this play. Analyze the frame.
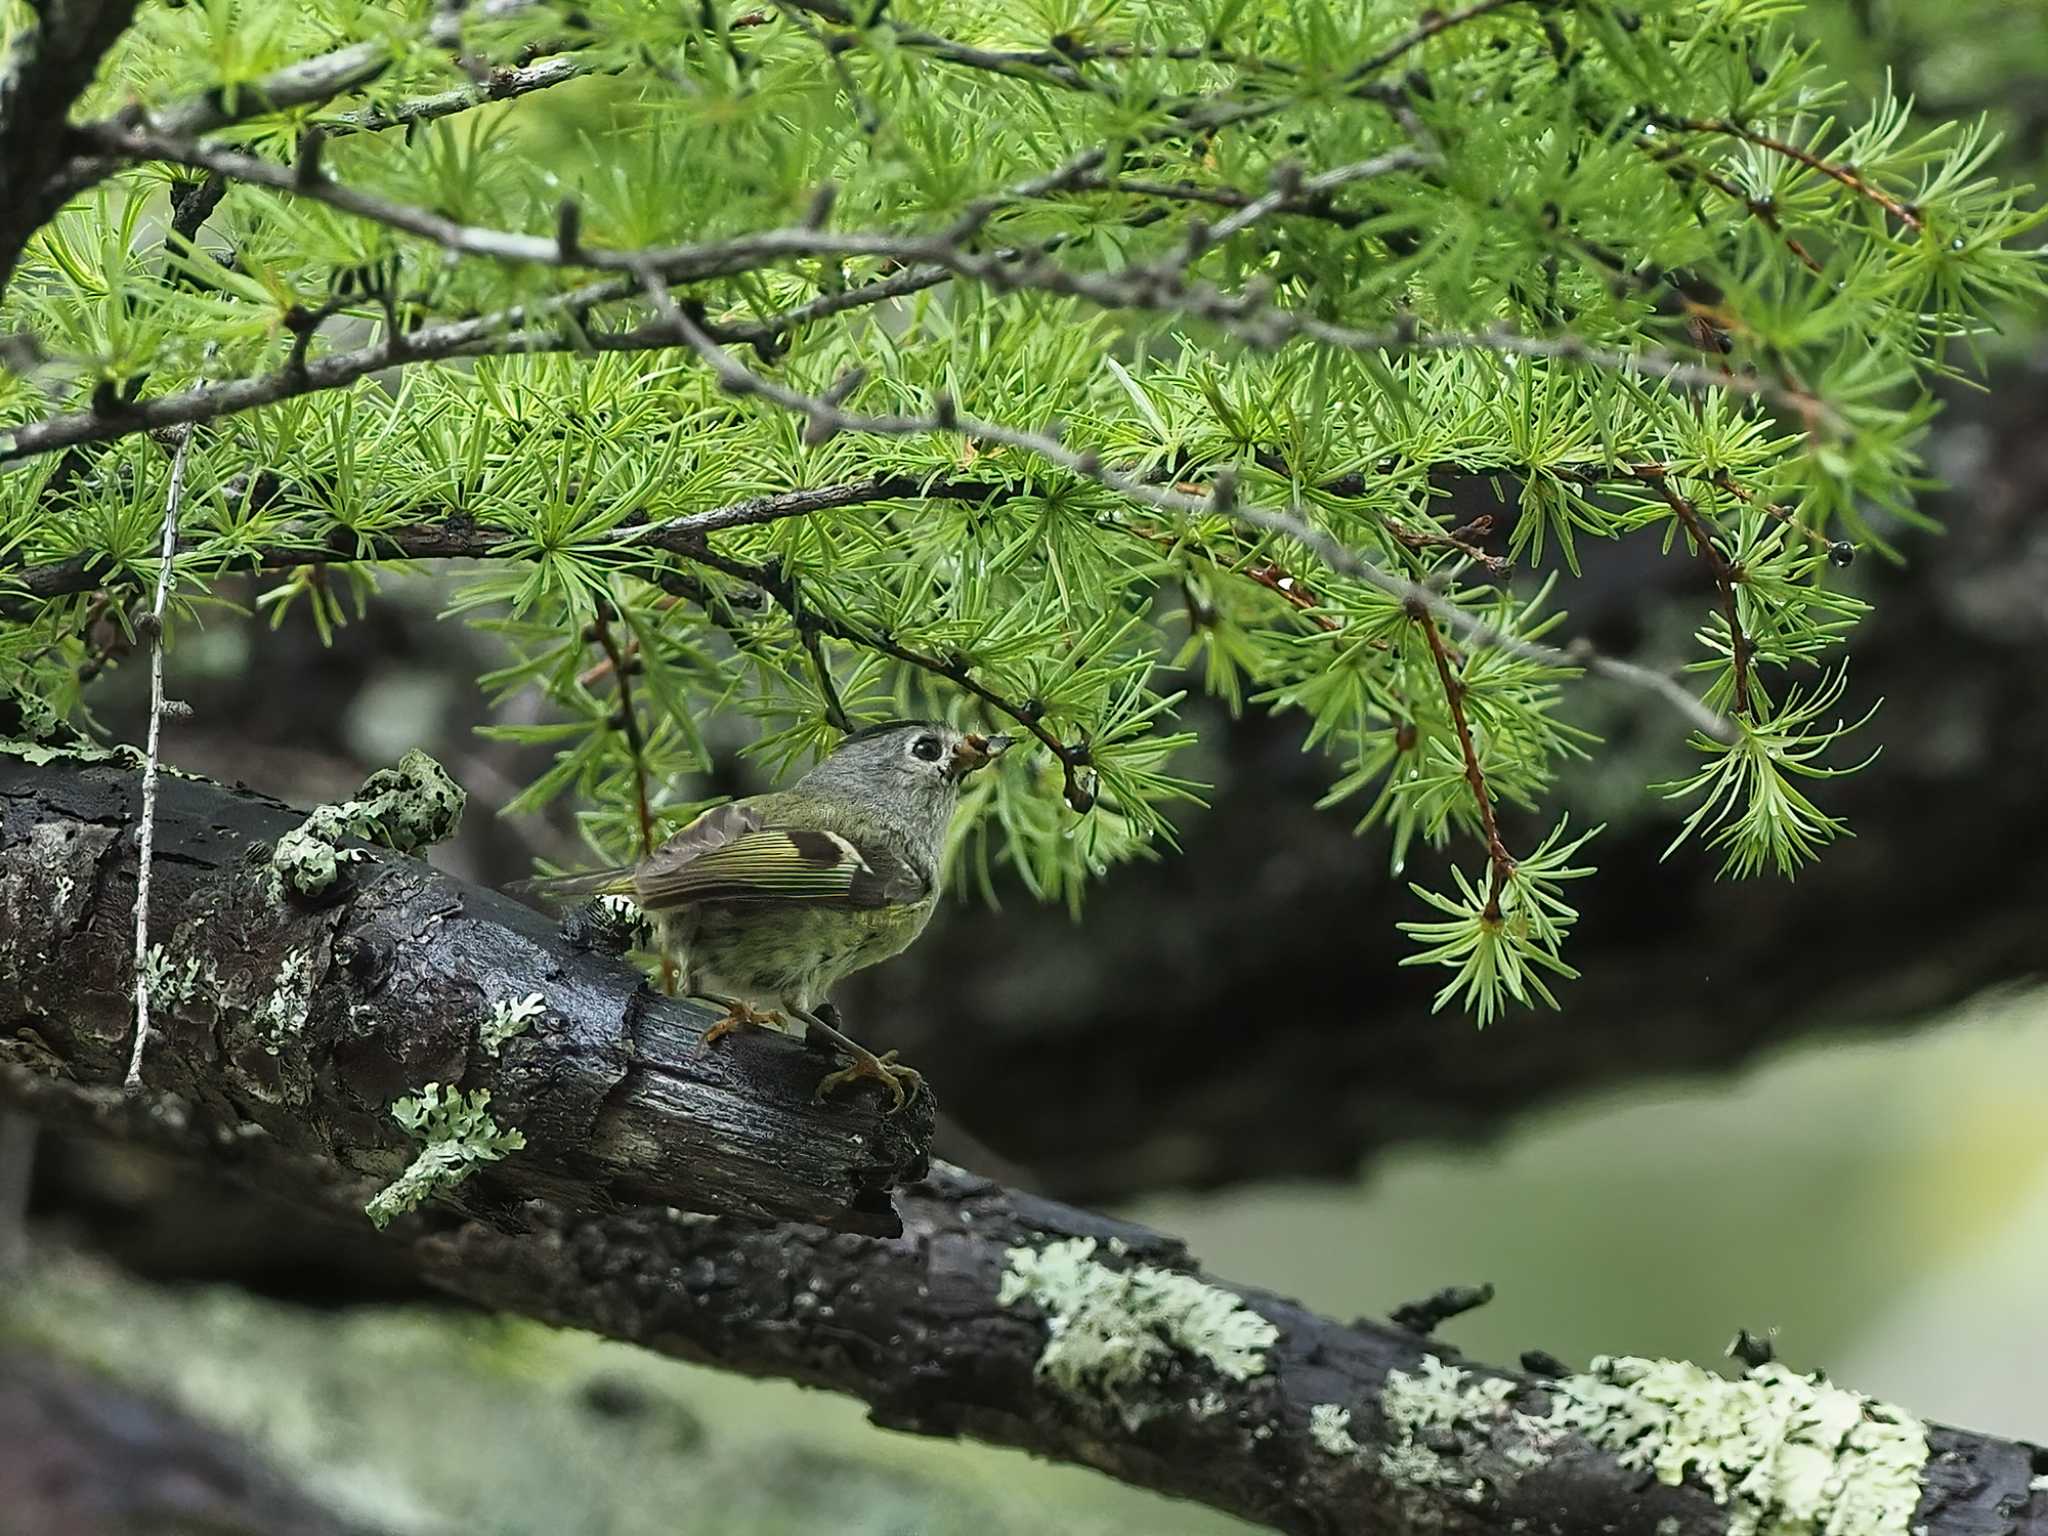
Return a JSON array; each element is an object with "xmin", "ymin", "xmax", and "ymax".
[
  {"xmin": 997, "ymin": 1235, "xmax": 1279, "ymax": 1429},
  {"xmin": 364, "ymin": 1084, "xmax": 525, "ymax": 1230},
  {"xmin": 271, "ymin": 749, "xmax": 466, "ymax": 899},
  {"xmin": 1548, "ymin": 1356, "xmax": 1930, "ymax": 1536}
]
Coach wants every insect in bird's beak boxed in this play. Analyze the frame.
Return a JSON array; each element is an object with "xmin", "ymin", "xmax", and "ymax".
[{"xmin": 947, "ymin": 733, "xmax": 1015, "ymax": 780}]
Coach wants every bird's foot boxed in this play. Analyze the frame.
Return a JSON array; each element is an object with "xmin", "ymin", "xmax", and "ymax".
[
  {"xmin": 699, "ymin": 997, "xmax": 785, "ymax": 1049},
  {"xmin": 813, "ymin": 1047, "xmax": 925, "ymax": 1114}
]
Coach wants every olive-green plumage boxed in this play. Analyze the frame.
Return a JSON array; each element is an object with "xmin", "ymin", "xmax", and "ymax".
[{"xmin": 529, "ymin": 721, "xmax": 1009, "ymax": 1107}]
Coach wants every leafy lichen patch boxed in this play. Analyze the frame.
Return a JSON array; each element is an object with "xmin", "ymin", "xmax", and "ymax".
[
  {"xmin": 139, "ymin": 942, "xmax": 201, "ymax": 1013},
  {"xmin": 365, "ymin": 1083, "xmax": 526, "ymax": 1230},
  {"xmin": 271, "ymin": 749, "xmax": 466, "ymax": 898},
  {"xmin": 1379, "ymin": 1353, "xmax": 1530, "ymax": 1493},
  {"xmin": 1310, "ymin": 1402, "xmax": 1361, "ymax": 1456},
  {"xmin": 1549, "ymin": 1356, "xmax": 1929, "ymax": 1536},
  {"xmin": 997, "ymin": 1236, "xmax": 1278, "ymax": 1429},
  {"xmin": 480, "ymin": 991, "xmax": 546, "ymax": 1056},
  {"xmin": 255, "ymin": 946, "xmax": 320, "ymax": 1050}
]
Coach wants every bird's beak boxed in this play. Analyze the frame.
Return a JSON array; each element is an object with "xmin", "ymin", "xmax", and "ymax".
[{"xmin": 950, "ymin": 733, "xmax": 1014, "ymax": 779}]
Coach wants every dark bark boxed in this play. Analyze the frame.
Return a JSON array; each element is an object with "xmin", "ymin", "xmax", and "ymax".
[
  {"xmin": 0, "ymin": 0, "xmax": 138, "ymax": 291},
  {"xmin": 3, "ymin": 755, "xmax": 2044, "ymax": 1536},
  {"xmin": 0, "ymin": 754, "xmax": 931, "ymax": 1236},
  {"xmin": 0, "ymin": 1349, "xmax": 391, "ymax": 1536}
]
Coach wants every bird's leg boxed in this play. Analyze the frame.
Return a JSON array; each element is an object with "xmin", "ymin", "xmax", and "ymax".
[
  {"xmin": 693, "ymin": 993, "xmax": 785, "ymax": 1049},
  {"xmin": 801, "ymin": 1001, "xmax": 846, "ymax": 1054},
  {"xmin": 795, "ymin": 1007, "xmax": 925, "ymax": 1113}
]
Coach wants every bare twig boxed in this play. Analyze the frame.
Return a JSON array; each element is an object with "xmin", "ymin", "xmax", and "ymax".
[
  {"xmin": 1654, "ymin": 115, "xmax": 1928, "ymax": 232},
  {"xmin": 125, "ymin": 424, "xmax": 193, "ymax": 1089},
  {"xmin": 588, "ymin": 608, "xmax": 656, "ymax": 857},
  {"xmin": 1656, "ymin": 481, "xmax": 1753, "ymax": 718},
  {"xmin": 1418, "ymin": 607, "xmax": 1516, "ymax": 920}
]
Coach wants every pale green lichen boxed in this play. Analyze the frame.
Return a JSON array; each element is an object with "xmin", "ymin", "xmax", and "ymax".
[
  {"xmin": 254, "ymin": 946, "xmax": 320, "ymax": 1049},
  {"xmin": 1549, "ymin": 1357, "xmax": 1929, "ymax": 1536},
  {"xmin": 1310, "ymin": 1402, "xmax": 1361, "ymax": 1457},
  {"xmin": 139, "ymin": 943, "xmax": 201, "ymax": 1012},
  {"xmin": 1379, "ymin": 1353, "xmax": 1531, "ymax": 1491},
  {"xmin": 271, "ymin": 749, "xmax": 466, "ymax": 898},
  {"xmin": 364, "ymin": 1084, "xmax": 525, "ymax": 1230},
  {"xmin": 480, "ymin": 991, "xmax": 546, "ymax": 1056},
  {"xmin": 997, "ymin": 1236, "xmax": 1278, "ymax": 1429}
]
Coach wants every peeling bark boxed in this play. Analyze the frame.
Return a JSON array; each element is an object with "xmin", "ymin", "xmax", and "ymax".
[{"xmin": 3, "ymin": 756, "xmax": 2044, "ymax": 1536}]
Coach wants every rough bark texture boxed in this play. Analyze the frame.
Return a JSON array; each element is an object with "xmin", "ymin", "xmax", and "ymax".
[
  {"xmin": 0, "ymin": 754, "xmax": 931, "ymax": 1236},
  {"xmin": 0, "ymin": 1348, "xmax": 390, "ymax": 1536},
  {"xmin": 4, "ymin": 755, "xmax": 2045, "ymax": 1536},
  {"xmin": 0, "ymin": 0, "xmax": 138, "ymax": 291}
]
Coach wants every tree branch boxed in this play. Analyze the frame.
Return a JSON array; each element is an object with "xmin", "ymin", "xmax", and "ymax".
[
  {"xmin": 2, "ymin": 753, "xmax": 2039, "ymax": 1536},
  {"xmin": 0, "ymin": 753, "xmax": 931, "ymax": 1236},
  {"xmin": 1417, "ymin": 606, "xmax": 1516, "ymax": 920},
  {"xmin": 638, "ymin": 282, "xmax": 1737, "ymax": 744},
  {"xmin": 587, "ymin": 607, "xmax": 657, "ymax": 857},
  {"xmin": 1656, "ymin": 480, "xmax": 1753, "ymax": 717},
  {"xmin": 125, "ymin": 423, "xmax": 193, "ymax": 1088},
  {"xmin": 0, "ymin": 0, "xmax": 140, "ymax": 289}
]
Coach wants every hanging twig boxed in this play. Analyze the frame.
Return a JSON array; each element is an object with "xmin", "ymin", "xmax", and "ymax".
[
  {"xmin": 1417, "ymin": 606, "xmax": 1516, "ymax": 921},
  {"xmin": 125, "ymin": 424, "xmax": 193, "ymax": 1090},
  {"xmin": 1656, "ymin": 482, "xmax": 1753, "ymax": 718},
  {"xmin": 588, "ymin": 606, "xmax": 656, "ymax": 858}
]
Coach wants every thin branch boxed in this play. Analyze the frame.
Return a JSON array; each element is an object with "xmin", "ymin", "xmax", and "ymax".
[
  {"xmin": 125, "ymin": 423, "xmax": 193, "ymax": 1090},
  {"xmin": 1654, "ymin": 115, "xmax": 1928, "ymax": 232},
  {"xmin": 58, "ymin": 118, "xmax": 1831, "ymax": 422},
  {"xmin": 1418, "ymin": 607, "xmax": 1515, "ymax": 921},
  {"xmin": 0, "ymin": 257, "xmax": 941, "ymax": 466},
  {"xmin": 11, "ymin": 475, "xmax": 1019, "ymax": 604},
  {"xmin": 321, "ymin": 55, "xmax": 588, "ymax": 136},
  {"xmin": 679, "ymin": 533, "xmax": 1096, "ymax": 811},
  {"xmin": 638, "ymin": 278, "xmax": 1737, "ymax": 744},
  {"xmin": 1656, "ymin": 481, "xmax": 1753, "ymax": 718},
  {"xmin": 588, "ymin": 608, "xmax": 656, "ymax": 857},
  {"xmin": 771, "ymin": 0, "xmax": 881, "ymax": 136}
]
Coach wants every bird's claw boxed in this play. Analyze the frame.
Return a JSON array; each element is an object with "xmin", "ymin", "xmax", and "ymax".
[
  {"xmin": 700, "ymin": 998, "xmax": 784, "ymax": 1049},
  {"xmin": 813, "ymin": 1048, "xmax": 924, "ymax": 1113}
]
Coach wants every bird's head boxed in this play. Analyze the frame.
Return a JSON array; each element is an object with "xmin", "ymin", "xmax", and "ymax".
[{"xmin": 801, "ymin": 719, "xmax": 1014, "ymax": 813}]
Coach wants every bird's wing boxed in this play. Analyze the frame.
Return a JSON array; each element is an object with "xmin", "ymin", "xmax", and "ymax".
[{"xmin": 632, "ymin": 807, "xmax": 926, "ymax": 912}]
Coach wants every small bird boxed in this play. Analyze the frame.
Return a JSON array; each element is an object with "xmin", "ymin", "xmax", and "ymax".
[{"xmin": 523, "ymin": 720, "xmax": 1012, "ymax": 1110}]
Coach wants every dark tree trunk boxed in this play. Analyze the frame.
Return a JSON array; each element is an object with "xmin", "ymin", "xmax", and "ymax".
[
  {"xmin": 3, "ymin": 754, "xmax": 2043, "ymax": 1536},
  {"xmin": 0, "ymin": 1349, "xmax": 391, "ymax": 1536}
]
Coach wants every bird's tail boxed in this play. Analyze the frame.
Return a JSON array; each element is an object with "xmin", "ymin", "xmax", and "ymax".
[{"xmin": 506, "ymin": 864, "xmax": 637, "ymax": 910}]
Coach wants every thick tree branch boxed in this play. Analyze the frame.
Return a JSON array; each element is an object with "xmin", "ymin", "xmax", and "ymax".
[
  {"xmin": 0, "ymin": 753, "xmax": 930, "ymax": 1235},
  {"xmin": 3, "ymin": 756, "xmax": 2040, "ymax": 1536},
  {"xmin": 0, "ymin": 0, "xmax": 140, "ymax": 289},
  {"xmin": 1, "ymin": 1348, "xmax": 392, "ymax": 1536}
]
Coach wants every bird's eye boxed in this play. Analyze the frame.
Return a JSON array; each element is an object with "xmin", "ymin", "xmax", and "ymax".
[{"xmin": 911, "ymin": 735, "xmax": 943, "ymax": 762}]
